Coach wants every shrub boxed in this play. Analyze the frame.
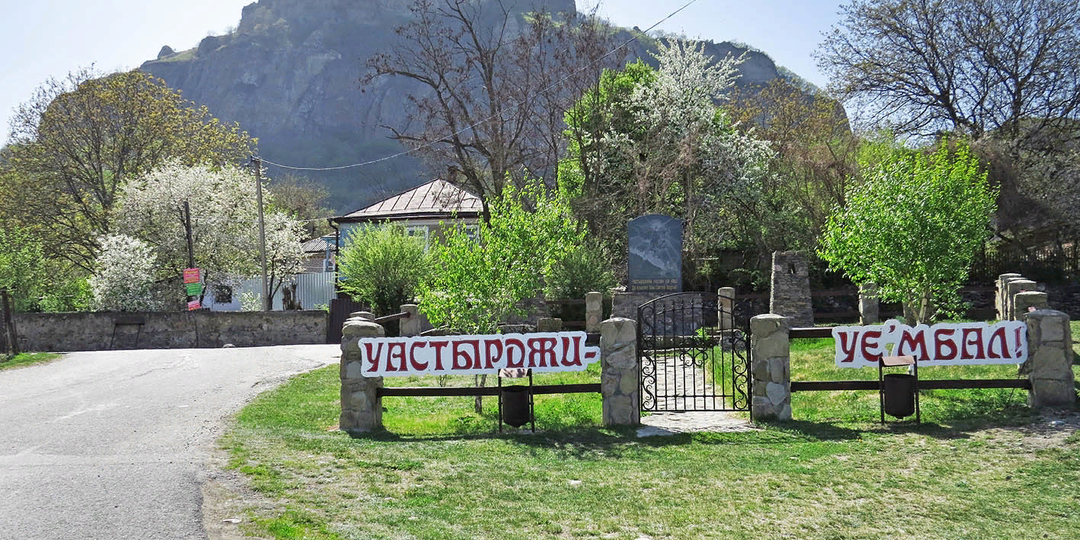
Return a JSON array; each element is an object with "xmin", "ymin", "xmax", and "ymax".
[
  {"xmin": 545, "ymin": 241, "xmax": 616, "ymax": 300},
  {"xmin": 338, "ymin": 223, "xmax": 430, "ymax": 316}
]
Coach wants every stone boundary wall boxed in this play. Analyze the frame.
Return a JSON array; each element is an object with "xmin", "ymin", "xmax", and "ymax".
[
  {"xmin": 13, "ymin": 310, "xmax": 327, "ymax": 352},
  {"xmin": 1043, "ymin": 284, "xmax": 1080, "ymax": 319}
]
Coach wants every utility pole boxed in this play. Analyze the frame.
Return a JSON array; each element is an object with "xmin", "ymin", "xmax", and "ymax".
[
  {"xmin": 182, "ymin": 201, "xmax": 198, "ymax": 306},
  {"xmin": 183, "ymin": 201, "xmax": 195, "ymax": 269},
  {"xmin": 253, "ymin": 156, "xmax": 270, "ymax": 312},
  {"xmin": 1, "ymin": 287, "xmax": 17, "ymax": 356}
]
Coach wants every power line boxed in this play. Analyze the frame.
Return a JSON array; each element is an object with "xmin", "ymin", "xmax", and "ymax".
[{"xmin": 260, "ymin": 0, "xmax": 702, "ymax": 173}]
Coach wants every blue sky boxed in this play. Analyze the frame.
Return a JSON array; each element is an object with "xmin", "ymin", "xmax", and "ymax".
[{"xmin": 0, "ymin": 0, "xmax": 845, "ymax": 145}]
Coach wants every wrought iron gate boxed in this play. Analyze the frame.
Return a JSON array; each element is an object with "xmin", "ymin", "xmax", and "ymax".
[{"xmin": 637, "ymin": 293, "xmax": 751, "ymax": 412}]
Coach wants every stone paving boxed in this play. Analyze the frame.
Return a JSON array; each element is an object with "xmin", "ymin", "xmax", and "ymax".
[{"xmin": 639, "ymin": 351, "xmax": 755, "ymax": 437}]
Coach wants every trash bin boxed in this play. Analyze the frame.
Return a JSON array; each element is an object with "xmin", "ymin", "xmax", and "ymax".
[
  {"xmin": 882, "ymin": 373, "xmax": 917, "ymax": 418},
  {"xmin": 500, "ymin": 386, "xmax": 532, "ymax": 427}
]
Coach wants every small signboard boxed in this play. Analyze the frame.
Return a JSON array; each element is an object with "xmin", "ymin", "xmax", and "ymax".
[
  {"xmin": 359, "ymin": 332, "xmax": 601, "ymax": 377},
  {"xmin": 185, "ymin": 283, "xmax": 203, "ymax": 297},
  {"xmin": 628, "ymin": 214, "xmax": 682, "ymax": 292},
  {"xmin": 831, "ymin": 319, "xmax": 1028, "ymax": 368},
  {"xmin": 183, "ymin": 268, "xmax": 200, "ymax": 284},
  {"xmin": 187, "ymin": 300, "xmax": 201, "ymax": 311}
]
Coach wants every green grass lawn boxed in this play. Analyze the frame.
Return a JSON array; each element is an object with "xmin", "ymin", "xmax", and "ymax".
[
  {"xmin": 220, "ymin": 324, "xmax": 1080, "ymax": 540},
  {"xmin": 0, "ymin": 352, "xmax": 61, "ymax": 371}
]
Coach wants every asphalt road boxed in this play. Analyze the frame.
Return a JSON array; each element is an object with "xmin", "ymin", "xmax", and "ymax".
[{"xmin": 0, "ymin": 345, "xmax": 339, "ymax": 540}]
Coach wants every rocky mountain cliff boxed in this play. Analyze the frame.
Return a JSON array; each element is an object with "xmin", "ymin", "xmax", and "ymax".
[{"xmin": 141, "ymin": 0, "xmax": 794, "ymax": 214}]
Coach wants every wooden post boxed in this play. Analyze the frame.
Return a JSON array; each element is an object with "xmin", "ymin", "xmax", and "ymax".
[{"xmin": 1, "ymin": 288, "xmax": 17, "ymax": 356}]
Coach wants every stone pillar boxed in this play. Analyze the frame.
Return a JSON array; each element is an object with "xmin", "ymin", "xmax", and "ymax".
[
  {"xmin": 858, "ymin": 283, "xmax": 879, "ymax": 325},
  {"xmin": 1013, "ymin": 291, "xmax": 1048, "ymax": 318},
  {"xmin": 750, "ymin": 314, "xmax": 792, "ymax": 421},
  {"xmin": 997, "ymin": 273, "xmax": 1022, "ymax": 319},
  {"xmin": 1006, "ymin": 279, "xmax": 1037, "ymax": 320},
  {"xmin": 718, "ymin": 287, "xmax": 735, "ymax": 330},
  {"xmin": 340, "ymin": 314, "xmax": 385, "ymax": 434},
  {"xmin": 585, "ymin": 292, "xmax": 603, "ymax": 333},
  {"xmin": 1022, "ymin": 310, "xmax": 1077, "ymax": 408},
  {"xmin": 536, "ymin": 317, "xmax": 563, "ymax": 332},
  {"xmin": 399, "ymin": 304, "xmax": 421, "ymax": 337},
  {"xmin": 600, "ymin": 318, "xmax": 639, "ymax": 426},
  {"xmin": 770, "ymin": 251, "xmax": 813, "ymax": 328}
]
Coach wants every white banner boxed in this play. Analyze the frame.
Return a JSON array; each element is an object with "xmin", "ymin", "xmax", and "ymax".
[
  {"xmin": 831, "ymin": 320, "xmax": 1028, "ymax": 368},
  {"xmin": 360, "ymin": 332, "xmax": 601, "ymax": 377}
]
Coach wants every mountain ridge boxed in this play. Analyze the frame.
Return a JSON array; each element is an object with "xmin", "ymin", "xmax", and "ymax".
[{"xmin": 140, "ymin": 0, "xmax": 800, "ymax": 214}]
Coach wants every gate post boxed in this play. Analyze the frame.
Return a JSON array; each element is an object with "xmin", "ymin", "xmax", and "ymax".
[
  {"xmin": 718, "ymin": 287, "xmax": 735, "ymax": 330},
  {"xmin": 1022, "ymin": 309, "xmax": 1077, "ymax": 408},
  {"xmin": 750, "ymin": 314, "xmax": 792, "ymax": 421},
  {"xmin": 340, "ymin": 313, "xmax": 385, "ymax": 434},
  {"xmin": 600, "ymin": 317, "xmax": 640, "ymax": 426}
]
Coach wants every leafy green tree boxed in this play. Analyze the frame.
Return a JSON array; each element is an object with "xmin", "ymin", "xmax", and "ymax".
[
  {"xmin": 819, "ymin": 139, "xmax": 996, "ymax": 324},
  {"xmin": 420, "ymin": 182, "xmax": 582, "ymax": 334},
  {"xmin": 0, "ymin": 225, "xmax": 48, "ymax": 312},
  {"xmin": 4, "ymin": 67, "xmax": 255, "ymax": 270},
  {"xmin": 267, "ymin": 174, "xmax": 333, "ymax": 238},
  {"xmin": 338, "ymin": 223, "xmax": 431, "ymax": 317}
]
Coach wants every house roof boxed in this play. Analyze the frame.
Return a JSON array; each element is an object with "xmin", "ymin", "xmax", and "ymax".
[
  {"xmin": 302, "ymin": 236, "xmax": 333, "ymax": 254},
  {"xmin": 335, "ymin": 179, "xmax": 483, "ymax": 223}
]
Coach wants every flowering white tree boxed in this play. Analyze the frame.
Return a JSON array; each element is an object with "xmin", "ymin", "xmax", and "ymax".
[
  {"xmin": 263, "ymin": 211, "xmax": 307, "ymax": 304},
  {"xmin": 89, "ymin": 235, "xmax": 161, "ymax": 312},
  {"xmin": 106, "ymin": 160, "xmax": 305, "ymax": 309},
  {"xmin": 562, "ymin": 40, "xmax": 774, "ymax": 281}
]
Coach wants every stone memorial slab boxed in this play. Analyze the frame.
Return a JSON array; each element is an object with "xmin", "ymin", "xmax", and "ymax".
[{"xmin": 628, "ymin": 214, "xmax": 682, "ymax": 292}]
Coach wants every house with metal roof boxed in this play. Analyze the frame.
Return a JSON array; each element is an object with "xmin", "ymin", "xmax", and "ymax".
[{"xmin": 330, "ymin": 179, "xmax": 483, "ymax": 251}]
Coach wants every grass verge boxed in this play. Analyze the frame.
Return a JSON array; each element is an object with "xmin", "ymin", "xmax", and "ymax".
[
  {"xmin": 220, "ymin": 328, "xmax": 1079, "ymax": 540},
  {"xmin": 0, "ymin": 352, "xmax": 61, "ymax": 371}
]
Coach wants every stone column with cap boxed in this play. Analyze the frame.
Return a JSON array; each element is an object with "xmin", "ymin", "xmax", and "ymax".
[
  {"xmin": 585, "ymin": 292, "xmax": 603, "ymax": 333},
  {"xmin": 399, "ymin": 304, "xmax": 421, "ymax": 337},
  {"xmin": 997, "ymin": 273, "xmax": 1022, "ymax": 319},
  {"xmin": 770, "ymin": 251, "xmax": 813, "ymax": 328},
  {"xmin": 1013, "ymin": 291, "xmax": 1048, "ymax": 318},
  {"xmin": 340, "ymin": 313, "xmax": 385, "ymax": 434},
  {"xmin": 600, "ymin": 318, "xmax": 640, "ymax": 426},
  {"xmin": 1006, "ymin": 279, "xmax": 1037, "ymax": 320},
  {"xmin": 1022, "ymin": 309, "xmax": 1077, "ymax": 408},
  {"xmin": 718, "ymin": 287, "xmax": 735, "ymax": 330},
  {"xmin": 750, "ymin": 314, "xmax": 792, "ymax": 421}
]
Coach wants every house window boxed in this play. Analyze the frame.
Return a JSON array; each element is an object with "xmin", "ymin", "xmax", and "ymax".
[
  {"xmin": 464, "ymin": 224, "xmax": 480, "ymax": 242},
  {"xmin": 405, "ymin": 225, "xmax": 431, "ymax": 251},
  {"xmin": 213, "ymin": 285, "xmax": 233, "ymax": 304}
]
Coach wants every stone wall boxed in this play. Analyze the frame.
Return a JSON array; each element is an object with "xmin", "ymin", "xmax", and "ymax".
[
  {"xmin": 13, "ymin": 310, "xmax": 327, "ymax": 352},
  {"xmin": 612, "ymin": 291, "xmax": 660, "ymax": 320},
  {"xmin": 1044, "ymin": 284, "xmax": 1080, "ymax": 319}
]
